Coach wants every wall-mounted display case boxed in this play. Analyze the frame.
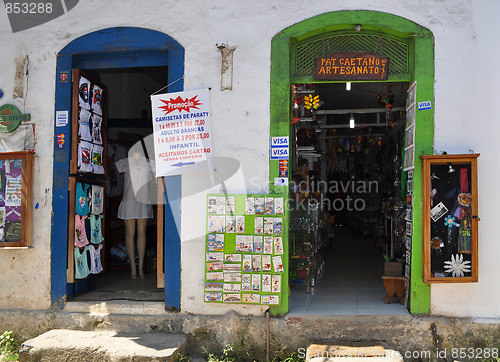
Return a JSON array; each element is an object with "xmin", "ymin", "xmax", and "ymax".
[{"xmin": 422, "ymin": 154, "xmax": 479, "ymax": 283}]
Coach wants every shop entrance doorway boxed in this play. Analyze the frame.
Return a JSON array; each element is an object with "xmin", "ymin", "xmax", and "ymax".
[
  {"xmin": 288, "ymin": 81, "xmax": 410, "ymax": 315},
  {"xmin": 51, "ymin": 27, "xmax": 184, "ymax": 310},
  {"xmin": 68, "ymin": 66, "xmax": 166, "ymax": 302}
]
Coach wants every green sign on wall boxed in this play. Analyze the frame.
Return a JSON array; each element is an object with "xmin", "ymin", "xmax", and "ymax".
[{"xmin": 0, "ymin": 104, "xmax": 30, "ymax": 133}]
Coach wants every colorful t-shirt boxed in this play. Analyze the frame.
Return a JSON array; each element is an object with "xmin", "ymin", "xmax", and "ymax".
[
  {"xmin": 89, "ymin": 244, "xmax": 103, "ymax": 274},
  {"xmin": 89, "ymin": 214, "xmax": 103, "ymax": 244},
  {"xmin": 90, "ymin": 185, "xmax": 103, "ymax": 215},
  {"xmin": 75, "ymin": 182, "xmax": 90, "ymax": 216},
  {"xmin": 74, "ymin": 214, "xmax": 89, "ymax": 248},
  {"xmin": 92, "ymin": 144, "xmax": 105, "ymax": 175},
  {"xmin": 74, "ymin": 246, "xmax": 90, "ymax": 279},
  {"xmin": 78, "ymin": 140, "xmax": 94, "ymax": 173},
  {"xmin": 78, "ymin": 108, "xmax": 92, "ymax": 142}
]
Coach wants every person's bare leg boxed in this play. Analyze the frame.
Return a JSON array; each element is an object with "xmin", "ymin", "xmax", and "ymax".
[
  {"xmin": 136, "ymin": 218, "xmax": 148, "ymax": 278},
  {"xmin": 124, "ymin": 219, "xmax": 137, "ymax": 278}
]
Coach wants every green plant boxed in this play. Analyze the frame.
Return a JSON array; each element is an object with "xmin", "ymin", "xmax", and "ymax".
[
  {"xmin": 0, "ymin": 331, "xmax": 19, "ymax": 361},
  {"xmin": 271, "ymin": 347, "xmax": 305, "ymax": 362},
  {"xmin": 175, "ymin": 352, "xmax": 192, "ymax": 362},
  {"xmin": 203, "ymin": 344, "xmax": 237, "ymax": 362},
  {"xmin": 382, "ymin": 254, "xmax": 390, "ymax": 262}
]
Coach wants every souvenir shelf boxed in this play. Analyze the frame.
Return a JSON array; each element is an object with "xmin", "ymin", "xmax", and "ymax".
[
  {"xmin": 204, "ymin": 194, "xmax": 287, "ymax": 306},
  {"xmin": 0, "ymin": 151, "xmax": 34, "ymax": 248},
  {"xmin": 422, "ymin": 154, "xmax": 479, "ymax": 283},
  {"xmin": 67, "ymin": 69, "xmax": 108, "ymax": 282},
  {"xmin": 70, "ymin": 69, "xmax": 107, "ymax": 177},
  {"xmin": 67, "ymin": 177, "xmax": 106, "ymax": 282}
]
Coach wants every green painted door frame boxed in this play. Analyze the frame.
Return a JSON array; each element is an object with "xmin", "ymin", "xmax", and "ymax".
[{"xmin": 270, "ymin": 10, "xmax": 434, "ymax": 314}]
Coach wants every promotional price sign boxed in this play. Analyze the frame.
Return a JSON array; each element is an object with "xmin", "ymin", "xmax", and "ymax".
[{"xmin": 151, "ymin": 88, "xmax": 212, "ymax": 176}]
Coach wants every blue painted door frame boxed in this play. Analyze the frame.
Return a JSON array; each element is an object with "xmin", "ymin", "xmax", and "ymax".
[{"xmin": 52, "ymin": 27, "xmax": 183, "ymax": 309}]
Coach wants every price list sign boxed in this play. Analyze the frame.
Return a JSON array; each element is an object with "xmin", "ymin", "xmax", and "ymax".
[{"xmin": 151, "ymin": 88, "xmax": 212, "ymax": 176}]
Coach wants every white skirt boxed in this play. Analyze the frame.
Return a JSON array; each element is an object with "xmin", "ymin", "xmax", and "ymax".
[{"xmin": 117, "ymin": 199, "xmax": 153, "ymax": 219}]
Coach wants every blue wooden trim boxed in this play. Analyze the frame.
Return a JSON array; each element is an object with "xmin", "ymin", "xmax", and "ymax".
[
  {"xmin": 59, "ymin": 27, "xmax": 184, "ymax": 55},
  {"xmin": 51, "ymin": 54, "xmax": 73, "ymax": 305},
  {"xmin": 51, "ymin": 27, "xmax": 184, "ymax": 307},
  {"xmin": 163, "ymin": 47, "xmax": 184, "ymax": 309},
  {"xmin": 163, "ymin": 175, "xmax": 182, "ymax": 309},
  {"xmin": 75, "ymin": 51, "xmax": 169, "ymax": 70}
]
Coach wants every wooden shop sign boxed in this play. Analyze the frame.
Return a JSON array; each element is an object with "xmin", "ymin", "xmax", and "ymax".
[{"xmin": 315, "ymin": 52, "xmax": 389, "ymax": 81}]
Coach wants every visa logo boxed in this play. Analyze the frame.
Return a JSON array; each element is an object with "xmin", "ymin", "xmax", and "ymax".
[
  {"xmin": 271, "ymin": 148, "xmax": 289, "ymax": 160},
  {"xmin": 271, "ymin": 137, "xmax": 289, "ymax": 147},
  {"xmin": 417, "ymin": 101, "xmax": 432, "ymax": 111}
]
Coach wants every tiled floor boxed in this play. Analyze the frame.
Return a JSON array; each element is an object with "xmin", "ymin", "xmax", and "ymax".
[
  {"xmin": 289, "ymin": 227, "xmax": 408, "ymax": 316},
  {"xmin": 71, "ymin": 269, "xmax": 164, "ymax": 302}
]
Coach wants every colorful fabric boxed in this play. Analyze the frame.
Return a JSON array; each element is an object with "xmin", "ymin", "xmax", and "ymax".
[
  {"xmin": 89, "ymin": 214, "xmax": 103, "ymax": 244},
  {"xmin": 74, "ymin": 214, "xmax": 89, "ymax": 248},
  {"xmin": 89, "ymin": 244, "xmax": 103, "ymax": 274},
  {"xmin": 75, "ymin": 182, "xmax": 90, "ymax": 216},
  {"xmin": 90, "ymin": 185, "xmax": 103, "ymax": 215},
  {"xmin": 74, "ymin": 246, "xmax": 90, "ymax": 279}
]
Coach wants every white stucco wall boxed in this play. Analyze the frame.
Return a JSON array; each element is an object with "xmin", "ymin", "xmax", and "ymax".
[{"xmin": 0, "ymin": 0, "xmax": 499, "ymax": 317}]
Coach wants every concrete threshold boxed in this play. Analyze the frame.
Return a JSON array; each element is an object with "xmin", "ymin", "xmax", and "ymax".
[
  {"xmin": 64, "ymin": 301, "xmax": 169, "ymax": 315},
  {"xmin": 19, "ymin": 329, "xmax": 186, "ymax": 362}
]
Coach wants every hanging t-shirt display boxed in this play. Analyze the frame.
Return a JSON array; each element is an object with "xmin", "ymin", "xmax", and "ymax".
[
  {"xmin": 92, "ymin": 144, "xmax": 105, "ymax": 174},
  {"xmin": 75, "ymin": 214, "xmax": 89, "ymax": 248},
  {"xmin": 89, "ymin": 214, "xmax": 103, "ymax": 244},
  {"xmin": 91, "ymin": 83, "xmax": 103, "ymax": 116},
  {"xmin": 79, "ymin": 76, "xmax": 91, "ymax": 111},
  {"xmin": 73, "ymin": 73, "xmax": 106, "ymax": 176},
  {"xmin": 91, "ymin": 114, "xmax": 103, "ymax": 145},
  {"xmin": 75, "ymin": 182, "xmax": 90, "ymax": 216},
  {"xmin": 89, "ymin": 244, "xmax": 103, "ymax": 274},
  {"xmin": 90, "ymin": 184, "xmax": 103, "ymax": 214},
  {"xmin": 78, "ymin": 108, "xmax": 93, "ymax": 142},
  {"xmin": 78, "ymin": 140, "xmax": 94, "ymax": 173},
  {"xmin": 74, "ymin": 246, "xmax": 90, "ymax": 279}
]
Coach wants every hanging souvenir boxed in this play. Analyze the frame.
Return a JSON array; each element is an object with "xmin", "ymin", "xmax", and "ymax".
[
  {"xmin": 91, "ymin": 114, "xmax": 103, "ymax": 145},
  {"xmin": 91, "ymin": 83, "xmax": 103, "ymax": 115},
  {"xmin": 89, "ymin": 244, "xmax": 103, "ymax": 274},
  {"xmin": 458, "ymin": 207, "xmax": 472, "ymax": 254},
  {"xmin": 457, "ymin": 168, "xmax": 472, "ymax": 253},
  {"xmin": 431, "ymin": 236, "xmax": 443, "ymax": 255},
  {"xmin": 90, "ymin": 185, "xmax": 103, "ymax": 215},
  {"xmin": 444, "ymin": 254, "xmax": 471, "ymax": 277},
  {"xmin": 443, "ymin": 215, "xmax": 459, "ymax": 244},
  {"xmin": 207, "ymin": 234, "xmax": 216, "ymax": 251},
  {"xmin": 223, "ymin": 272, "xmax": 241, "ymax": 283},
  {"xmin": 78, "ymin": 141, "xmax": 94, "ymax": 173},
  {"xmin": 78, "ymin": 108, "xmax": 92, "ymax": 142},
  {"xmin": 223, "ymin": 294, "xmax": 241, "ymax": 303},
  {"xmin": 74, "ymin": 246, "xmax": 90, "ymax": 279},
  {"xmin": 79, "ymin": 76, "xmax": 91, "ymax": 110},
  {"xmin": 89, "ymin": 214, "xmax": 104, "ymax": 244},
  {"xmin": 91, "ymin": 144, "xmax": 105, "ymax": 174},
  {"xmin": 75, "ymin": 182, "xmax": 90, "ymax": 216}
]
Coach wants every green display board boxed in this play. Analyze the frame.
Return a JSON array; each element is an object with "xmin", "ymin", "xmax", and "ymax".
[{"xmin": 204, "ymin": 194, "xmax": 288, "ymax": 307}]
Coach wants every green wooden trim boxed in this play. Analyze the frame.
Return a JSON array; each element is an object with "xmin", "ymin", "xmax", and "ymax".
[{"xmin": 270, "ymin": 10, "xmax": 434, "ymax": 315}]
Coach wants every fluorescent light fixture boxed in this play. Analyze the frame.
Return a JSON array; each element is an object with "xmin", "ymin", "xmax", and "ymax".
[
  {"xmin": 349, "ymin": 114, "xmax": 355, "ymax": 128},
  {"xmin": 346, "ymin": 82, "xmax": 351, "ymax": 91}
]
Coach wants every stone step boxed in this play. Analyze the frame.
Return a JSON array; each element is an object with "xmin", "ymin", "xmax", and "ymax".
[
  {"xmin": 306, "ymin": 343, "xmax": 403, "ymax": 361},
  {"xmin": 19, "ymin": 329, "xmax": 187, "ymax": 362}
]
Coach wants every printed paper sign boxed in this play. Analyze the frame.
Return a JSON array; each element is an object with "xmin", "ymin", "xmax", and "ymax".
[{"xmin": 151, "ymin": 88, "xmax": 212, "ymax": 176}]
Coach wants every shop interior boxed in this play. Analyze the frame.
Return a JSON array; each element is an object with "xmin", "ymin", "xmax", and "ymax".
[
  {"xmin": 70, "ymin": 66, "xmax": 166, "ymax": 302},
  {"xmin": 288, "ymin": 82, "xmax": 410, "ymax": 315}
]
